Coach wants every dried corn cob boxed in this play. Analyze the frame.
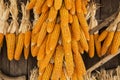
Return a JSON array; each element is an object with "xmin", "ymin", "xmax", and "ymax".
[
  {"xmin": 32, "ymin": 12, "xmax": 48, "ymax": 34},
  {"xmin": 73, "ymin": 53, "xmax": 86, "ymax": 76},
  {"xmin": 40, "ymin": 50, "xmax": 55, "ymax": 71},
  {"xmin": 42, "ymin": 63, "xmax": 53, "ymax": 80},
  {"xmin": 46, "ymin": 34, "xmax": 51, "ymax": 54},
  {"xmin": 71, "ymin": 15, "xmax": 81, "ymax": 41},
  {"xmin": 88, "ymin": 34, "xmax": 94, "ymax": 58},
  {"xmin": 98, "ymin": 30, "xmax": 108, "ymax": 42},
  {"xmin": 101, "ymin": 31, "xmax": 115, "ymax": 56},
  {"xmin": 14, "ymin": 33, "xmax": 24, "ymax": 60},
  {"xmin": 71, "ymin": 40, "xmax": 79, "ymax": 55},
  {"xmin": 26, "ymin": 0, "xmax": 36, "ymax": 10},
  {"xmin": 48, "ymin": 24, "xmax": 60, "ymax": 52},
  {"xmin": 24, "ymin": 47, "xmax": 30, "ymax": 60},
  {"xmin": 79, "ymin": 26, "xmax": 89, "ymax": 52},
  {"xmin": 70, "ymin": 0, "xmax": 75, "ymax": 15},
  {"xmin": 77, "ymin": 12, "xmax": 90, "ymax": 40},
  {"xmin": 64, "ymin": 0, "xmax": 72, "ymax": 10},
  {"xmin": 75, "ymin": 0, "xmax": 82, "ymax": 13},
  {"xmin": 41, "ymin": 1, "xmax": 49, "ymax": 13},
  {"xmin": 82, "ymin": 0, "xmax": 87, "ymax": 14},
  {"xmin": 60, "ymin": 5, "xmax": 69, "ymax": 27},
  {"xmin": 37, "ymin": 22, "xmax": 47, "ymax": 47},
  {"xmin": 34, "ymin": 0, "xmax": 45, "ymax": 14},
  {"xmin": 47, "ymin": 19, "xmax": 56, "ymax": 33},
  {"xmin": 51, "ymin": 45, "xmax": 64, "ymax": 80},
  {"xmin": 111, "ymin": 23, "xmax": 120, "ymax": 54},
  {"xmin": 31, "ymin": 33, "xmax": 39, "ymax": 46},
  {"xmin": 78, "ymin": 42, "xmax": 84, "ymax": 54},
  {"xmin": 69, "ymin": 13, "xmax": 73, "ymax": 24},
  {"xmin": 0, "ymin": 33, "xmax": 4, "ymax": 48},
  {"xmin": 60, "ymin": 70, "xmax": 66, "ymax": 80},
  {"xmin": 24, "ymin": 31, "xmax": 31, "ymax": 48},
  {"xmin": 37, "ymin": 37, "xmax": 47, "ymax": 60},
  {"xmin": 32, "ymin": 45, "xmax": 40, "ymax": 57},
  {"xmin": 54, "ymin": 0, "xmax": 62, "ymax": 10},
  {"xmin": 64, "ymin": 50, "xmax": 74, "ymax": 78},
  {"xmin": 47, "ymin": 0, "xmax": 54, "ymax": 7},
  {"xmin": 72, "ymin": 69, "xmax": 78, "ymax": 80},
  {"xmin": 48, "ymin": 7, "xmax": 58, "ymax": 22},
  {"xmin": 6, "ymin": 33, "xmax": 15, "ymax": 61}
]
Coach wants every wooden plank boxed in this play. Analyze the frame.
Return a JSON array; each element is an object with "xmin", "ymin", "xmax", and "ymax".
[
  {"xmin": 10, "ymin": 54, "xmax": 27, "ymax": 77},
  {"xmin": 87, "ymin": 49, "xmax": 120, "ymax": 73},
  {"xmin": 100, "ymin": 0, "xmax": 120, "ymax": 69},
  {"xmin": 1, "ymin": 39, "xmax": 10, "ymax": 75}
]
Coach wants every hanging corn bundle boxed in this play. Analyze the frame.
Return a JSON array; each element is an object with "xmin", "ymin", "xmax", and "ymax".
[
  {"xmin": 14, "ymin": 2, "xmax": 31, "ymax": 60},
  {"xmin": 6, "ymin": 0, "xmax": 19, "ymax": 61},
  {"xmin": 0, "ymin": 0, "xmax": 9, "ymax": 51},
  {"xmin": 99, "ymin": 12, "xmax": 120, "ymax": 56},
  {"xmin": 26, "ymin": 0, "xmax": 90, "ymax": 79}
]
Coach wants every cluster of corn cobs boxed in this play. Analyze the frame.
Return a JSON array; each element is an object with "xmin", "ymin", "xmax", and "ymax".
[
  {"xmin": 27, "ymin": 0, "xmax": 90, "ymax": 79},
  {"xmin": 2, "ymin": 0, "xmax": 120, "ymax": 79}
]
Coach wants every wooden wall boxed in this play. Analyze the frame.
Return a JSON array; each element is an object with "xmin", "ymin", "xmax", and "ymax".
[{"xmin": 0, "ymin": 0, "xmax": 120, "ymax": 79}]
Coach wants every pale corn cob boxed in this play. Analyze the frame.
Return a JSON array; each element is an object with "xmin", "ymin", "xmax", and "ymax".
[
  {"xmin": 51, "ymin": 45, "xmax": 64, "ymax": 80},
  {"xmin": 42, "ymin": 63, "xmax": 53, "ymax": 80},
  {"xmin": 6, "ymin": 33, "xmax": 16, "ymax": 61},
  {"xmin": 48, "ymin": 7, "xmax": 58, "ymax": 22},
  {"xmin": 14, "ymin": 33, "xmax": 24, "ymax": 60},
  {"xmin": 37, "ymin": 22, "xmax": 47, "ymax": 47}
]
